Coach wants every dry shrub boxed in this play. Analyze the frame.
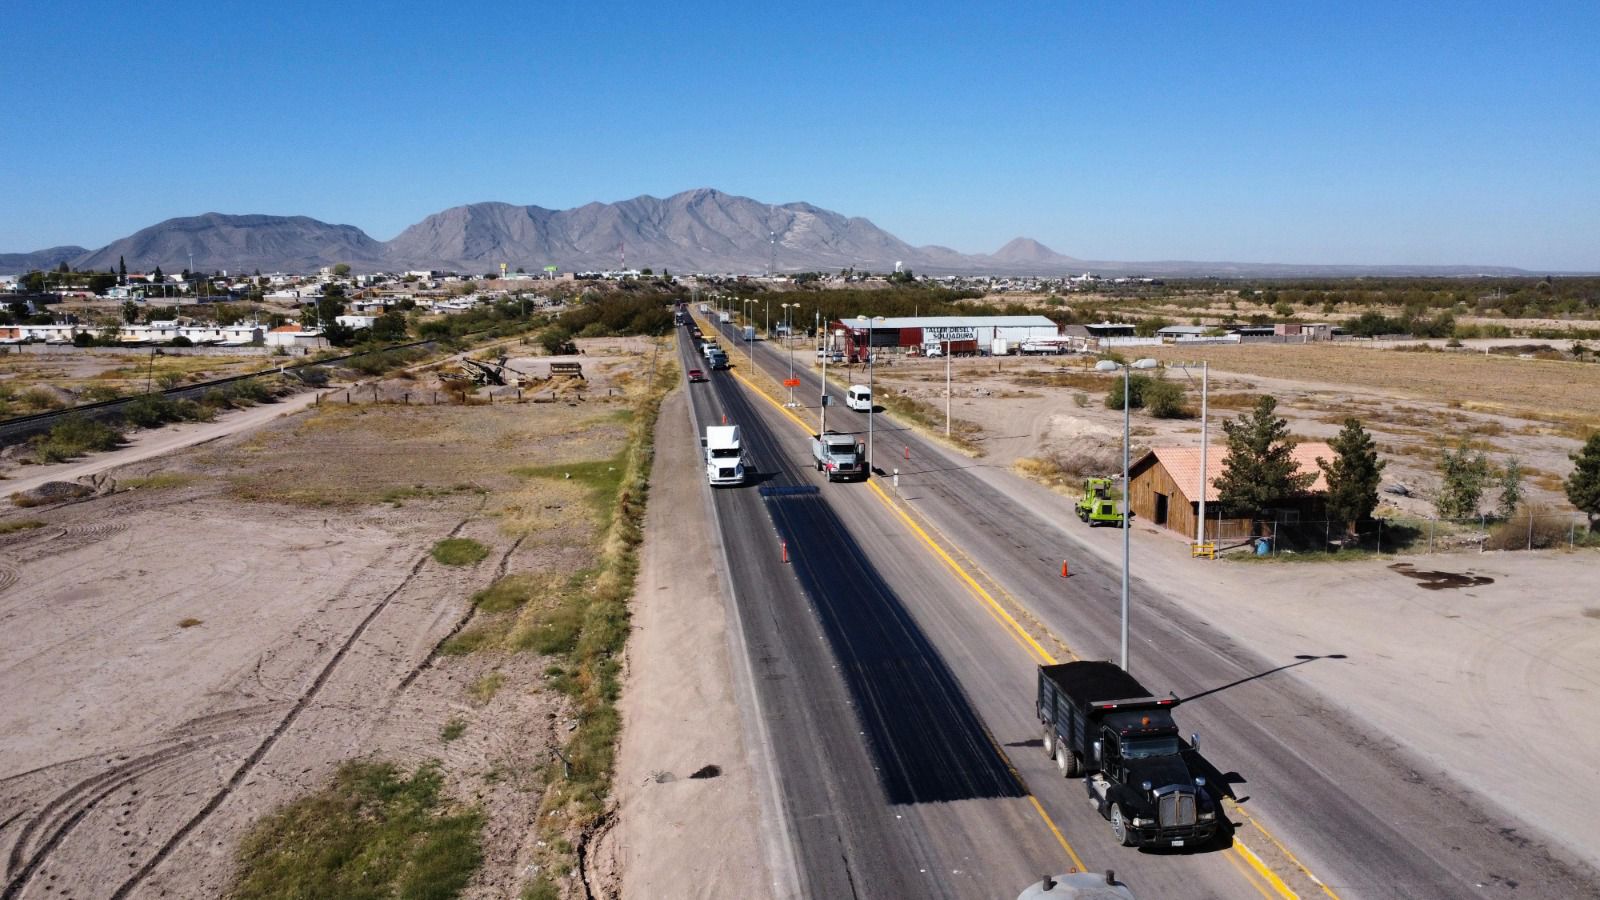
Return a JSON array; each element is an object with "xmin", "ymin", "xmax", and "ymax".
[
  {"xmin": 1485, "ymin": 504, "xmax": 1573, "ymax": 550},
  {"xmin": 1207, "ymin": 392, "xmax": 1262, "ymax": 410}
]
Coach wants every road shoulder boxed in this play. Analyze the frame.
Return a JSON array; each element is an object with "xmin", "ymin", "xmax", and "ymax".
[{"xmin": 613, "ymin": 386, "xmax": 772, "ymax": 899}]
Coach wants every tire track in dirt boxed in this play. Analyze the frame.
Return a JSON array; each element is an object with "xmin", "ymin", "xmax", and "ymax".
[
  {"xmin": 397, "ymin": 533, "xmax": 526, "ymax": 692},
  {"xmin": 0, "ymin": 506, "xmax": 486, "ymax": 900},
  {"xmin": 2, "ymin": 703, "xmax": 286, "ymax": 896},
  {"xmin": 104, "ymin": 506, "xmax": 485, "ymax": 899}
]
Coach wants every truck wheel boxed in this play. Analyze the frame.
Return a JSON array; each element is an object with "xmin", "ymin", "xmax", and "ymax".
[
  {"xmin": 1063, "ymin": 751, "xmax": 1081, "ymax": 777},
  {"xmin": 1042, "ymin": 726, "xmax": 1055, "ymax": 759},
  {"xmin": 1110, "ymin": 804, "xmax": 1137, "ymax": 847}
]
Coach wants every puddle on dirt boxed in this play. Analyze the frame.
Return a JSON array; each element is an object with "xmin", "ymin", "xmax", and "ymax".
[
  {"xmin": 689, "ymin": 764, "xmax": 722, "ymax": 779},
  {"xmin": 1389, "ymin": 562, "xmax": 1495, "ymax": 591}
]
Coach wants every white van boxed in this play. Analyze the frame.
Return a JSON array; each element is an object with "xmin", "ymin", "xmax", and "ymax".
[{"xmin": 845, "ymin": 384, "xmax": 873, "ymax": 412}]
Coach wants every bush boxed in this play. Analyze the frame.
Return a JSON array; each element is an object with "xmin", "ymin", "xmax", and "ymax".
[
  {"xmin": 1485, "ymin": 505, "xmax": 1572, "ymax": 550},
  {"xmin": 431, "ymin": 538, "xmax": 489, "ymax": 566},
  {"xmin": 1143, "ymin": 379, "xmax": 1190, "ymax": 418},
  {"xmin": 231, "ymin": 761, "xmax": 482, "ymax": 900},
  {"xmin": 1105, "ymin": 374, "xmax": 1153, "ymax": 411},
  {"xmin": 19, "ymin": 387, "xmax": 65, "ymax": 411},
  {"xmin": 123, "ymin": 395, "xmax": 177, "ymax": 428},
  {"xmin": 35, "ymin": 417, "xmax": 123, "ymax": 462},
  {"xmin": 291, "ymin": 366, "xmax": 330, "ymax": 387},
  {"xmin": 169, "ymin": 335, "xmax": 194, "ymax": 347}
]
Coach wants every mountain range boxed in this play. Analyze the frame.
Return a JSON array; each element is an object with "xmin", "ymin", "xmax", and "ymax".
[{"xmin": 3, "ymin": 188, "xmax": 1535, "ymax": 278}]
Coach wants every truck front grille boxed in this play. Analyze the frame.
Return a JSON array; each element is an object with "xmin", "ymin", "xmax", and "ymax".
[
  {"xmin": 718, "ymin": 468, "xmax": 736, "ymax": 479},
  {"xmin": 1158, "ymin": 791, "xmax": 1197, "ymax": 827}
]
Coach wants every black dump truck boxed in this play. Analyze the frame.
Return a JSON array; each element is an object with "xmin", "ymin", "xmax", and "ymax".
[{"xmin": 1037, "ymin": 661, "xmax": 1218, "ymax": 848}]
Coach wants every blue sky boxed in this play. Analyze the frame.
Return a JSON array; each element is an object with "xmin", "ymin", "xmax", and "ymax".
[{"xmin": 5, "ymin": 1, "xmax": 1598, "ymax": 269}]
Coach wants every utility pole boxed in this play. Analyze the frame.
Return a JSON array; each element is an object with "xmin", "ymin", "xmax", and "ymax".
[{"xmin": 1197, "ymin": 360, "xmax": 1209, "ymax": 549}]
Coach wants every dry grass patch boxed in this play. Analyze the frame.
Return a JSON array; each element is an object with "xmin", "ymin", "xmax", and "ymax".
[{"xmin": 1146, "ymin": 343, "xmax": 1600, "ymax": 419}]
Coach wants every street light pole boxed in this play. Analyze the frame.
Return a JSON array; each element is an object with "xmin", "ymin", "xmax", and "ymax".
[
  {"xmin": 781, "ymin": 302, "xmax": 797, "ymax": 406},
  {"xmin": 1198, "ymin": 360, "xmax": 1209, "ymax": 548},
  {"xmin": 857, "ymin": 315, "xmax": 884, "ymax": 473},
  {"xmin": 743, "ymin": 300, "xmax": 754, "ymax": 370},
  {"xmin": 1121, "ymin": 364, "xmax": 1131, "ymax": 670},
  {"xmin": 1097, "ymin": 357, "xmax": 1157, "ymax": 673},
  {"xmin": 945, "ymin": 340, "xmax": 952, "ymax": 438}
]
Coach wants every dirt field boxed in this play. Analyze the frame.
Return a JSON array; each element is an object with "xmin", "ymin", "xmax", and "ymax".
[
  {"xmin": 854, "ymin": 345, "xmax": 1597, "ymax": 524},
  {"xmin": 0, "ymin": 340, "xmax": 655, "ymax": 898},
  {"xmin": 0, "ymin": 346, "xmax": 269, "ymax": 412}
]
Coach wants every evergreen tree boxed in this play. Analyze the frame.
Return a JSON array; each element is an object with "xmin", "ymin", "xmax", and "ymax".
[
  {"xmin": 1215, "ymin": 396, "xmax": 1315, "ymax": 519},
  {"xmin": 1318, "ymin": 418, "xmax": 1385, "ymax": 535},
  {"xmin": 1565, "ymin": 434, "xmax": 1600, "ymax": 528},
  {"xmin": 1496, "ymin": 456, "xmax": 1525, "ymax": 520},
  {"xmin": 118, "ymin": 256, "xmax": 127, "ymax": 285},
  {"xmin": 1435, "ymin": 443, "xmax": 1492, "ymax": 519}
]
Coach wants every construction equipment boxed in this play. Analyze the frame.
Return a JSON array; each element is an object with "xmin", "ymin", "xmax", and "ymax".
[{"xmin": 1077, "ymin": 478, "xmax": 1127, "ymax": 527}]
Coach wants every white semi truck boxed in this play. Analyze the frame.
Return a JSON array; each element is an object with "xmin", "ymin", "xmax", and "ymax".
[
  {"xmin": 703, "ymin": 425, "xmax": 746, "ymax": 486},
  {"xmin": 810, "ymin": 431, "xmax": 866, "ymax": 481}
]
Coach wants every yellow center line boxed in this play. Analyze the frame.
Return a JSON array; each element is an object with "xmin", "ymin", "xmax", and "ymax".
[
  {"xmin": 1225, "ymin": 845, "xmax": 1283, "ymax": 900},
  {"xmin": 722, "ymin": 335, "xmax": 1330, "ymax": 897},
  {"xmin": 1229, "ymin": 802, "xmax": 1342, "ymax": 899},
  {"xmin": 1233, "ymin": 841, "xmax": 1299, "ymax": 899}
]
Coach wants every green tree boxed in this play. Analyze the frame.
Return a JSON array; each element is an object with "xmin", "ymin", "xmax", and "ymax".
[
  {"xmin": 1317, "ymin": 418, "xmax": 1385, "ymax": 535},
  {"xmin": 118, "ymin": 256, "xmax": 127, "ymax": 285},
  {"xmin": 1435, "ymin": 443, "xmax": 1492, "ymax": 519},
  {"xmin": 1215, "ymin": 396, "xmax": 1315, "ymax": 519},
  {"xmin": 1565, "ymin": 434, "xmax": 1600, "ymax": 528},
  {"xmin": 1496, "ymin": 456, "xmax": 1525, "ymax": 520},
  {"xmin": 1143, "ymin": 379, "xmax": 1189, "ymax": 418},
  {"xmin": 121, "ymin": 300, "xmax": 139, "ymax": 324},
  {"xmin": 1133, "ymin": 317, "xmax": 1172, "ymax": 337},
  {"xmin": 370, "ymin": 310, "xmax": 408, "ymax": 342},
  {"xmin": 89, "ymin": 273, "xmax": 117, "ymax": 295},
  {"xmin": 21, "ymin": 271, "xmax": 45, "ymax": 292},
  {"xmin": 332, "ymin": 263, "xmax": 351, "ymax": 277},
  {"xmin": 1104, "ymin": 373, "xmax": 1153, "ymax": 411}
]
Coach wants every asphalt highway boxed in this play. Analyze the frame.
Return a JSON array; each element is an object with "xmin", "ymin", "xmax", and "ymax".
[{"xmin": 694, "ymin": 316, "xmax": 1600, "ymax": 900}]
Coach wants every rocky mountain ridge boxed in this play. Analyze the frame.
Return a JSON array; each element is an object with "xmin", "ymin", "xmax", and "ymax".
[{"xmin": 3, "ymin": 189, "xmax": 1536, "ymax": 277}]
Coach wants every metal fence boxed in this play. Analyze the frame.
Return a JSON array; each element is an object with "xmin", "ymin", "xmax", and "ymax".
[{"xmin": 1206, "ymin": 511, "xmax": 1595, "ymax": 556}]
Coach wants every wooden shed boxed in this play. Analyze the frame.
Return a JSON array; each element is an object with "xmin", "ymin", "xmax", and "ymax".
[{"xmin": 1127, "ymin": 443, "xmax": 1333, "ymax": 542}]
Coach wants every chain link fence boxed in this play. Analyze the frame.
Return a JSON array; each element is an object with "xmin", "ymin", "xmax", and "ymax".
[{"xmin": 1206, "ymin": 510, "xmax": 1596, "ymax": 556}]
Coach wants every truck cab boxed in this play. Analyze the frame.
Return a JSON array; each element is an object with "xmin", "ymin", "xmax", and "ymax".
[
  {"xmin": 811, "ymin": 431, "xmax": 866, "ymax": 481},
  {"xmin": 703, "ymin": 425, "xmax": 746, "ymax": 486}
]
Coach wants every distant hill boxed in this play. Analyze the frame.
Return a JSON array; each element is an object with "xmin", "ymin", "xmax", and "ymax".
[
  {"xmin": 0, "ymin": 190, "xmax": 1542, "ymax": 277},
  {"xmin": 71, "ymin": 213, "xmax": 387, "ymax": 274},
  {"xmin": 0, "ymin": 246, "xmax": 88, "ymax": 275}
]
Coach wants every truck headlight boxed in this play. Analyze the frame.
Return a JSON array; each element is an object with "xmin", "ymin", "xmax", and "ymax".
[
  {"xmin": 1132, "ymin": 817, "xmax": 1152, "ymax": 827},
  {"xmin": 1199, "ymin": 811, "xmax": 1216, "ymax": 821}
]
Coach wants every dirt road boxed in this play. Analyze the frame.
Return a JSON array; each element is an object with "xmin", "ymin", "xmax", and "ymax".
[{"xmin": 2, "ymin": 390, "xmax": 322, "ymax": 500}]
